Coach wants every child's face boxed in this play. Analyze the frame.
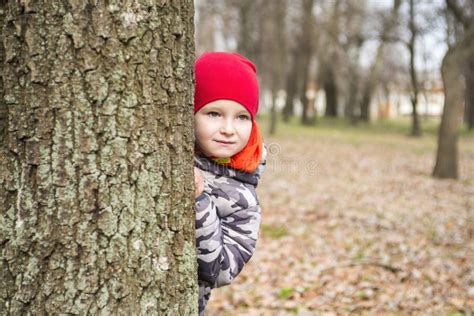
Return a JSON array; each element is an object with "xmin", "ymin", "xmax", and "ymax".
[{"xmin": 195, "ymin": 100, "xmax": 252, "ymax": 158}]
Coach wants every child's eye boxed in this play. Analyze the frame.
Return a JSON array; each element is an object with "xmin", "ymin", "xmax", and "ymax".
[
  {"xmin": 207, "ymin": 111, "xmax": 220, "ymax": 117},
  {"xmin": 237, "ymin": 114, "xmax": 250, "ymax": 120}
]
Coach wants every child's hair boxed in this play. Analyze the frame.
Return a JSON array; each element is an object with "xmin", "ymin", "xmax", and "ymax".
[
  {"xmin": 193, "ymin": 52, "xmax": 263, "ymax": 172},
  {"xmin": 194, "ymin": 52, "xmax": 259, "ymax": 119}
]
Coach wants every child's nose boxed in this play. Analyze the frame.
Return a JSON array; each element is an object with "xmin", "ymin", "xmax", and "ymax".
[{"xmin": 220, "ymin": 119, "xmax": 235, "ymax": 135}]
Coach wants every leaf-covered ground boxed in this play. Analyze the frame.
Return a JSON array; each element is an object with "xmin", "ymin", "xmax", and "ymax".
[{"xmin": 206, "ymin": 119, "xmax": 474, "ymax": 315}]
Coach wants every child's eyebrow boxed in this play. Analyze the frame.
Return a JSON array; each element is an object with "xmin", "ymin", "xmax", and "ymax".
[
  {"xmin": 202, "ymin": 106, "xmax": 250, "ymax": 116},
  {"xmin": 202, "ymin": 106, "xmax": 220, "ymax": 111}
]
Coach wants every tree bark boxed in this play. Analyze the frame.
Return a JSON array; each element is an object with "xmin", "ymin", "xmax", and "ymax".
[
  {"xmin": 0, "ymin": 0, "xmax": 6, "ymax": 143},
  {"xmin": 0, "ymin": 1, "xmax": 197, "ymax": 314},
  {"xmin": 433, "ymin": 29, "xmax": 474, "ymax": 179},
  {"xmin": 464, "ymin": 53, "xmax": 474, "ymax": 129}
]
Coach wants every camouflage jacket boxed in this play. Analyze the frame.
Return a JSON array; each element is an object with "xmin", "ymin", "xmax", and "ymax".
[{"xmin": 195, "ymin": 147, "xmax": 266, "ymax": 315}]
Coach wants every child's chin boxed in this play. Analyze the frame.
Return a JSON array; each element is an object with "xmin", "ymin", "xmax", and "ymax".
[{"xmin": 211, "ymin": 149, "xmax": 237, "ymax": 158}]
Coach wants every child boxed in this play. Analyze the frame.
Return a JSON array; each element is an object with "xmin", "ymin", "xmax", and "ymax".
[{"xmin": 193, "ymin": 52, "xmax": 266, "ymax": 314}]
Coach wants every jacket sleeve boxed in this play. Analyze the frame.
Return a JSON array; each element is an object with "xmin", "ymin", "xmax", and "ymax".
[{"xmin": 195, "ymin": 191, "xmax": 261, "ymax": 288}]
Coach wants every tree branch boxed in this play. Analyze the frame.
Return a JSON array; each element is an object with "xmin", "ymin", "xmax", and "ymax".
[{"xmin": 446, "ymin": 0, "xmax": 471, "ymax": 29}]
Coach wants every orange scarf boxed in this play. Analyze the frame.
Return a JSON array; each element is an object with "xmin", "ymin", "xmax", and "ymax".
[
  {"xmin": 224, "ymin": 120, "xmax": 262, "ymax": 172},
  {"xmin": 197, "ymin": 120, "xmax": 263, "ymax": 173}
]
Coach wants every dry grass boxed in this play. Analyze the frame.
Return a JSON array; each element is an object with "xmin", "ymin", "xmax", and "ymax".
[{"xmin": 206, "ymin": 117, "xmax": 474, "ymax": 315}]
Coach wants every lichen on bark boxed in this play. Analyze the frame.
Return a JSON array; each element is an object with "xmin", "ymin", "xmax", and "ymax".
[{"xmin": 1, "ymin": 0, "xmax": 197, "ymax": 314}]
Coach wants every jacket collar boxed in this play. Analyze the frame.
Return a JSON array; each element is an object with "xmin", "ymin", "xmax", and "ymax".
[{"xmin": 194, "ymin": 145, "xmax": 266, "ymax": 187}]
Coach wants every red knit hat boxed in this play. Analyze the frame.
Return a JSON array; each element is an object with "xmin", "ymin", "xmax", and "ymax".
[{"xmin": 194, "ymin": 52, "xmax": 259, "ymax": 118}]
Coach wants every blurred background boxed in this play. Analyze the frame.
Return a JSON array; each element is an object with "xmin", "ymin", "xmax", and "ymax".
[{"xmin": 195, "ymin": 0, "xmax": 473, "ymax": 314}]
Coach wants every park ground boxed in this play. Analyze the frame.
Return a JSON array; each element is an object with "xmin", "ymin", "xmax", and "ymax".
[{"xmin": 207, "ymin": 117, "xmax": 474, "ymax": 316}]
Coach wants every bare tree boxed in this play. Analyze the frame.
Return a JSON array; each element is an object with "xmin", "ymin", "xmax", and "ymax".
[
  {"xmin": 299, "ymin": 0, "xmax": 317, "ymax": 125},
  {"xmin": 396, "ymin": 0, "xmax": 443, "ymax": 135},
  {"xmin": 0, "ymin": 1, "xmax": 197, "ymax": 313},
  {"xmin": 407, "ymin": 0, "xmax": 422, "ymax": 136},
  {"xmin": 282, "ymin": 48, "xmax": 299, "ymax": 122},
  {"xmin": 283, "ymin": 0, "xmax": 315, "ymax": 124},
  {"xmin": 195, "ymin": 0, "xmax": 240, "ymax": 54},
  {"xmin": 433, "ymin": 0, "xmax": 474, "ymax": 179},
  {"xmin": 236, "ymin": 0, "xmax": 259, "ymax": 62},
  {"xmin": 267, "ymin": 0, "xmax": 287, "ymax": 135},
  {"xmin": 195, "ymin": 1, "xmax": 219, "ymax": 53},
  {"xmin": 321, "ymin": 0, "xmax": 342, "ymax": 118},
  {"xmin": 359, "ymin": 0, "xmax": 402, "ymax": 121},
  {"xmin": 340, "ymin": 0, "xmax": 367, "ymax": 124}
]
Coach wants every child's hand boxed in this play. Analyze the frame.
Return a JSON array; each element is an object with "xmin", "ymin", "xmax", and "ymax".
[{"xmin": 194, "ymin": 167, "xmax": 204, "ymax": 198}]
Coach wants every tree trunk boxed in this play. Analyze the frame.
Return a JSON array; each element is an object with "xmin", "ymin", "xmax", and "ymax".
[
  {"xmin": 283, "ymin": 48, "xmax": 299, "ymax": 122},
  {"xmin": 0, "ymin": 1, "xmax": 197, "ymax": 314},
  {"xmin": 268, "ymin": 0, "xmax": 286, "ymax": 135},
  {"xmin": 322, "ymin": 0, "xmax": 341, "ymax": 118},
  {"xmin": 345, "ymin": 38, "xmax": 364, "ymax": 125},
  {"xmin": 301, "ymin": 69, "xmax": 312, "ymax": 125},
  {"xmin": 324, "ymin": 67, "xmax": 338, "ymax": 117},
  {"xmin": 433, "ymin": 29, "xmax": 474, "ymax": 179},
  {"xmin": 0, "ymin": 1, "xmax": 6, "ymax": 143},
  {"xmin": 345, "ymin": 73, "xmax": 359, "ymax": 124},
  {"xmin": 270, "ymin": 91, "xmax": 278, "ymax": 135},
  {"xmin": 299, "ymin": 0, "xmax": 315, "ymax": 125},
  {"xmin": 464, "ymin": 53, "xmax": 474, "ymax": 129},
  {"xmin": 195, "ymin": 2, "xmax": 217, "ymax": 54},
  {"xmin": 284, "ymin": 0, "xmax": 314, "ymax": 124},
  {"xmin": 359, "ymin": 0, "xmax": 401, "ymax": 121},
  {"xmin": 408, "ymin": 0, "xmax": 421, "ymax": 136},
  {"xmin": 237, "ymin": 0, "xmax": 257, "ymax": 62}
]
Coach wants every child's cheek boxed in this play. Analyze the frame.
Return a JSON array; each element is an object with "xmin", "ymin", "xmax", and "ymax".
[{"xmin": 194, "ymin": 118, "xmax": 208, "ymax": 142}]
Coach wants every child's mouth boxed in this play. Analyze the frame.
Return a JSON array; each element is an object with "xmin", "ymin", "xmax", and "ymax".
[{"xmin": 215, "ymin": 140, "xmax": 235, "ymax": 145}]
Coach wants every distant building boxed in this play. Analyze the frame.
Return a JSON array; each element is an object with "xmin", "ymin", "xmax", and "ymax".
[
  {"xmin": 373, "ymin": 79, "xmax": 445, "ymax": 119},
  {"xmin": 259, "ymin": 79, "xmax": 445, "ymax": 119}
]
